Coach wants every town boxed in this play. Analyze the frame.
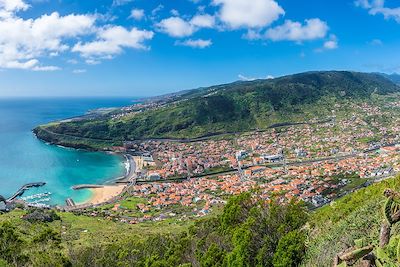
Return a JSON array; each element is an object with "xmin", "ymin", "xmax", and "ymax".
[{"xmin": 70, "ymin": 101, "xmax": 400, "ymax": 224}]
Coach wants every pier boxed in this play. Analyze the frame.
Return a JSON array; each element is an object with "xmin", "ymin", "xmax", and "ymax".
[
  {"xmin": 72, "ymin": 184, "xmax": 104, "ymax": 190},
  {"xmin": 7, "ymin": 182, "xmax": 46, "ymax": 202}
]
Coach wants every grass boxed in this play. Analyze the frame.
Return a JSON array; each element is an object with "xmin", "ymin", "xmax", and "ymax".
[
  {"xmin": 302, "ymin": 175, "xmax": 400, "ymax": 266},
  {"xmin": 0, "ymin": 209, "xmax": 194, "ymax": 249},
  {"xmin": 60, "ymin": 212, "xmax": 193, "ymax": 247},
  {"xmin": 357, "ymin": 136, "xmax": 381, "ymax": 144},
  {"xmin": 119, "ymin": 197, "xmax": 147, "ymax": 210}
]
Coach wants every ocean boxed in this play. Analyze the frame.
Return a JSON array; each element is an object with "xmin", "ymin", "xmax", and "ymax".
[{"xmin": 0, "ymin": 97, "xmax": 135, "ymax": 205}]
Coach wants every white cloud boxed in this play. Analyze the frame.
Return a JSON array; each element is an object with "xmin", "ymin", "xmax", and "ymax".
[
  {"xmin": 31, "ymin": 12, "xmax": 95, "ymax": 40},
  {"xmin": 242, "ymin": 29, "xmax": 262, "ymax": 40},
  {"xmin": 238, "ymin": 74, "xmax": 273, "ymax": 81},
  {"xmin": 130, "ymin": 8, "xmax": 144, "ymax": 20},
  {"xmin": 238, "ymin": 74, "xmax": 252, "ymax": 81},
  {"xmin": 157, "ymin": 17, "xmax": 195, "ymax": 37},
  {"xmin": 0, "ymin": 0, "xmax": 28, "ymax": 18},
  {"xmin": 265, "ymin": 19, "xmax": 329, "ymax": 42},
  {"xmin": 314, "ymin": 35, "xmax": 338, "ymax": 53},
  {"xmin": 176, "ymin": 39, "xmax": 212, "ymax": 48},
  {"xmin": 170, "ymin": 9, "xmax": 180, "ymax": 16},
  {"xmin": 0, "ymin": 58, "xmax": 59, "ymax": 71},
  {"xmin": 355, "ymin": 0, "xmax": 371, "ymax": 8},
  {"xmin": 213, "ymin": 0, "xmax": 284, "ymax": 29},
  {"xmin": 157, "ymin": 14, "xmax": 215, "ymax": 38},
  {"xmin": 72, "ymin": 68, "xmax": 86, "ymax": 74},
  {"xmin": 190, "ymin": 14, "xmax": 215, "ymax": 28},
  {"xmin": 355, "ymin": 0, "xmax": 400, "ymax": 22},
  {"xmin": 0, "ymin": 5, "xmax": 95, "ymax": 70},
  {"xmin": 151, "ymin": 4, "xmax": 164, "ymax": 17},
  {"xmin": 33, "ymin": 65, "xmax": 60, "ymax": 71},
  {"xmin": 323, "ymin": 40, "xmax": 337, "ymax": 49},
  {"xmin": 67, "ymin": 59, "xmax": 78, "ymax": 64},
  {"xmin": 0, "ymin": 0, "xmax": 155, "ymax": 71},
  {"xmin": 369, "ymin": 38, "xmax": 383, "ymax": 45},
  {"xmin": 197, "ymin": 5, "xmax": 206, "ymax": 12},
  {"xmin": 323, "ymin": 35, "xmax": 338, "ymax": 50},
  {"xmin": 155, "ymin": 0, "xmax": 330, "ymax": 48},
  {"xmin": 112, "ymin": 0, "xmax": 133, "ymax": 7},
  {"xmin": 72, "ymin": 26, "xmax": 154, "ymax": 58},
  {"xmin": 85, "ymin": 58, "xmax": 100, "ymax": 65}
]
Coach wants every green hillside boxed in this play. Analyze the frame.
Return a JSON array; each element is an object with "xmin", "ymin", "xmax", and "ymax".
[
  {"xmin": 2, "ymin": 176, "xmax": 400, "ymax": 266},
  {"xmin": 0, "ymin": 194, "xmax": 308, "ymax": 266},
  {"xmin": 34, "ymin": 71, "xmax": 399, "ymax": 147},
  {"xmin": 375, "ymin": 72, "xmax": 400, "ymax": 85},
  {"xmin": 304, "ymin": 176, "xmax": 400, "ymax": 266}
]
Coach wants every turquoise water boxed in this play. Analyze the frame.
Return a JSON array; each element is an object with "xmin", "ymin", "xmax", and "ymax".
[{"xmin": 0, "ymin": 97, "xmax": 135, "ymax": 205}]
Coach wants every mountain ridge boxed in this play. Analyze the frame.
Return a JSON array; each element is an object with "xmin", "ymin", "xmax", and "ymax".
[
  {"xmin": 373, "ymin": 72, "xmax": 400, "ymax": 85},
  {"xmin": 34, "ymin": 71, "xmax": 400, "ymax": 148}
]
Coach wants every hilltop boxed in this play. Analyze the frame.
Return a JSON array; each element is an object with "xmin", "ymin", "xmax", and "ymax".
[{"xmin": 34, "ymin": 71, "xmax": 400, "ymax": 148}]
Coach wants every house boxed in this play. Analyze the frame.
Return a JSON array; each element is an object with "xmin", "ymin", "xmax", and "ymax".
[
  {"xmin": 142, "ymin": 154, "xmax": 156, "ymax": 167},
  {"xmin": 294, "ymin": 148, "xmax": 308, "ymax": 158},
  {"xmin": 236, "ymin": 150, "xmax": 247, "ymax": 160},
  {"xmin": 262, "ymin": 154, "xmax": 284, "ymax": 163},
  {"xmin": 246, "ymin": 166, "xmax": 267, "ymax": 176},
  {"xmin": 148, "ymin": 172, "xmax": 161, "ymax": 181},
  {"xmin": 311, "ymin": 195, "xmax": 329, "ymax": 207}
]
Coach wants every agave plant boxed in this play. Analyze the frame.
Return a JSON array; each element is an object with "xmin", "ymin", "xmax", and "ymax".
[{"xmin": 334, "ymin": 189, "xmax": 400, "ymax": 267}]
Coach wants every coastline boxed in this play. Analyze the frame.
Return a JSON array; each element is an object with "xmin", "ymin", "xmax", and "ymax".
[
  {"xmin": 0, "ymin": 97, "xmax": 137, "ymax": 208},
  {"xmin": 33, "ymin": 127, "xmax": 132, "ymax": 207},
  {"xmin": 80, "ymin": 185, "xmax": 126, "ymax": 205},
  {"xmin": 75, "ymin": 153, "xmax": 135, "ymax": 206}
]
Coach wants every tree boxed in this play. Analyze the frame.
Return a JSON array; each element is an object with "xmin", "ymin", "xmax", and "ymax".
[
  {"xmin": 199, "ymin": 243, "xmax": 225, "ymax": 267},
  {"xmin": 0, "ymin": 222, "xmax": 27, "ymax": 265},
  {"xmin": 272, "ymin": 230, "xmax": 306, "ymax": 267}
]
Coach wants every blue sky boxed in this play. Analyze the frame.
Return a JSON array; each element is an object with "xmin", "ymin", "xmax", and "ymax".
[{"xmin": 0, "ymin": 0, "xmax": 400, "ymax": 97}]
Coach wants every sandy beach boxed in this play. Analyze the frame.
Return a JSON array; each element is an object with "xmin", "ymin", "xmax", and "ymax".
[
  {"xmin": 73, "ymin": 153, "xmax": 134, "ymax": 206},
  {"xmin": 85, "ymin": 185, "xmax": 125, "ymax": 205}
]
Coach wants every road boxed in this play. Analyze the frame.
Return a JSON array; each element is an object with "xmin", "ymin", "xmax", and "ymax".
[{"xmin": 150, "ymin": 143, "xmax": 399, "ymax": 182}]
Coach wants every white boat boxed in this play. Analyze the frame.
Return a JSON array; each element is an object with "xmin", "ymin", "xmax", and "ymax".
[{"xmin": 21, "ymin": 192, "xmax": 52, "ymax": 201}]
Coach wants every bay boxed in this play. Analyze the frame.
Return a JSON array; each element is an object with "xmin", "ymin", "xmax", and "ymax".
[{"xmin": 0, "ymin": 97, "xmax": 134, "ymax": 205}]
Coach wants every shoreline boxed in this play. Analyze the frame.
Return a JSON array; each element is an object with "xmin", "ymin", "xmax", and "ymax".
[
  {"xmin": 74, "ymin": 153, "xmax": 135, "ymax": 206},
  {"xmin": 79, "ymin": 185, "xmax": 126, "ymax": 205},
  {"xmin": 36, "ymin": 138, "xmax": 132, "ymax": 207}
]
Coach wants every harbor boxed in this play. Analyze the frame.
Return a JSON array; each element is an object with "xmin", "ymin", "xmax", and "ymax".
[{"xmin": 7, "ymin": 182, "xmax": 46, "ymax": 202}]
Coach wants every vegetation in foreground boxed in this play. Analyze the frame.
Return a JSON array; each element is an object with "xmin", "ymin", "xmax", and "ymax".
[
  {"xmin": 0, "ymin": 193, "xmax": 307, "ymax": 266},
  {"xmin": 332, "ymin": 189, "xmax": 400, "ymax": 266},
  {"xmin": 303, "ymin": 175, "xmax": 400, "ymax": 266},
  {"xmin": 3, "ymin": 176, "xmax": 400, "ymax": 266}
]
